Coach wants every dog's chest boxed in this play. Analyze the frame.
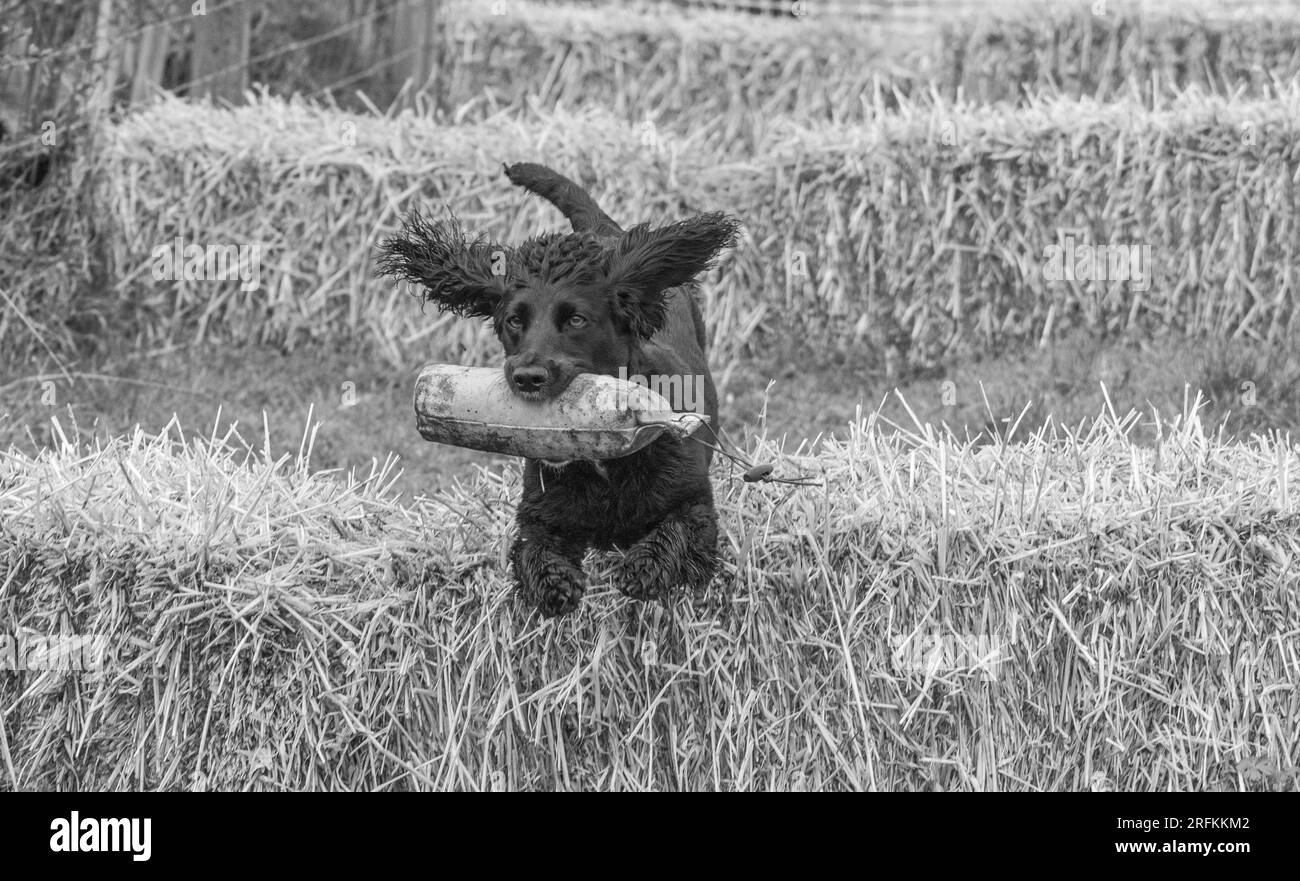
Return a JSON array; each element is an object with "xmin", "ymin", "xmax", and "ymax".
[{"xmin": 529, "ymin": 461, "xmax": 673, "ymax": 544}]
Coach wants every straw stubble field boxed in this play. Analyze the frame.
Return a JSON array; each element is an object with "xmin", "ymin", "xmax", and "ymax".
[{"xmin": 1, "ymin": 0, "xmax": 1299, "ymax": 790}]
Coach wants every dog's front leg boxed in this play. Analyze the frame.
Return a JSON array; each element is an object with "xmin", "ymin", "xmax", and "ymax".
[
  {"xmin": 616, "ymin": 499, "xmax": 719, "ymax": 604},
  {"xmin": 510, "ymin": 516, "xmax": 587, "ymax": 618}
]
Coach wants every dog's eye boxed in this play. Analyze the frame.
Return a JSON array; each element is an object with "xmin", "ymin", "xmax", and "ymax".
[
  {"xmin": 567, "ymin": 315, "xmax": 587, "ymax": 328},
  {"xmin": 505, "ymin": 315, "xmax": 523, "ymax": 330}
]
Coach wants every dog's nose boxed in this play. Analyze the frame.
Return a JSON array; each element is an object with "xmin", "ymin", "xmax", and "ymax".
[{"xmin": 513, "ymin": 367, "xmax": 547, "ymax": 393}]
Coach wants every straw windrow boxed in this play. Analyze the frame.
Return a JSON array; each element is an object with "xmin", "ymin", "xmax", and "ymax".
[
  {"xmin": 6, "ymin": 1, "xmax": 1300, "ymax": 359},
  {"xmin": 97, "ymin": 89, "xmax": 1300, "ymax": 370},
  {"xmin": 427, "ymin": 0, "xmax": 1300, "ymax": 124},
  {"xmin": 1, "ymin": 398, "xmax": 1296, "ymax": 790}
]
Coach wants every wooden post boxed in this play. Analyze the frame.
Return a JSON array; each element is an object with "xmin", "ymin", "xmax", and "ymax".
[
  {"xmin": 391, "ymin": 0, "xmax": 439, "ymax": 99},
  {"xmin": 130, "ymin": 15, "xmax": 173, "ymax": 106},
  {"xmin": 354, "ymin": 0, "xmax": 379, "ymax": 64},
  {"xmin": 86, "ymin": 0, "xmax": 117, "ymax": 120},
  {"xmin": 191, "ymin": 0, "xmax": 251, "ymax": 103}
]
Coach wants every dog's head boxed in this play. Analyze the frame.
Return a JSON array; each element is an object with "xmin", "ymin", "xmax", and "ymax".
[{"xmin": 378, "ymin": 210, "xmax": 739, "ymax": 400}]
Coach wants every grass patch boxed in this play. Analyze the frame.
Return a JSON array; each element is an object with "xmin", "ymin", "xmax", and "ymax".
[{"xmin": 4, "ymin": 328, "xmax": 1298, "ymax": 499}]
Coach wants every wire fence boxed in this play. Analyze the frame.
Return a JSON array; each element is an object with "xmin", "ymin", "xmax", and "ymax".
[
  {"xmin": 4, "ymin": 0, "xmax": 1300, "ymax": 167},
  {"xmin": 0, "ymin": 0, "xmax": 1093, "ymax": 156},
  {"xmin": 0, "ymin": 0, "xmax": 436, "ymax": 165},
  {"xmin": 549, "ymin": 0, "xmax": 1300, "ymax": 19}
]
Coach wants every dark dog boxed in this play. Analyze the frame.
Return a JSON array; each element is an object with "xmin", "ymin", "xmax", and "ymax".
[{"xmin": 378, "ymin": 163, "xmax": 740, "ymax": 616}]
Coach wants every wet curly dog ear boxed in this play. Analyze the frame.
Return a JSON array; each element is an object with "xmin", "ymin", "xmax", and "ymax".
[
  {"xmin": 376, "ymin": 209, "xmax": 509, "ymax": 320},
  {"xmin": 604, "ymin": 212, "xmax": 742, "ymax": 339}
]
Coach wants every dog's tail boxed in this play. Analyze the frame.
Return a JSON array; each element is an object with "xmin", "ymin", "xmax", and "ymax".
[{"xmin": 503, "ymin": 162, "xmax": 623, "ymax": 237}]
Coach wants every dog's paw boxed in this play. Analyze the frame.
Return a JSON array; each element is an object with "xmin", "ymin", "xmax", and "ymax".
[
  {"xmin": 537, "ymin": 577, "xmax": 583, "ymax": 618},
  {"xmin": 522, "ymin": 557, "xmax": 585, "ymax": 618},
  {"xmin": 681, "ymin": 549, "xmax": 720, "ymax": 598},
  {"xmin": 615, "ymin": 546, "xmax": 676, "ymax": 604}
]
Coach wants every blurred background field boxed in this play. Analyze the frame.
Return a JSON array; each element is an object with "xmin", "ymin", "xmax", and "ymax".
[
  {"xmin": 2, "ymin": 0, "xmax": 1298, "ymax": 496},
  {"xmin": 2, "ymin": 0, "xmax": 1299, "ymax": 791}
]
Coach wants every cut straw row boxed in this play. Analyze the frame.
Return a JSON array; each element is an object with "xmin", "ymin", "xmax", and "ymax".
[
  {"xmin": 6, "ymin": 0, "xmax": 1300, "ymax": 360},
  {"xmin": 1, "ymin": 396, "xmax": 1296, "ymax": 790},
  {"xmin": 92, "ymin": 87, "xmax": 1300, "ymax": 371},
  {"xmin": 427, "ymin": 0, "xmax": 1300, "ymax": 126}
]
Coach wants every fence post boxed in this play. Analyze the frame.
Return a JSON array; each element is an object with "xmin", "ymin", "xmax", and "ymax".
[
  {"xmin": 130, "ymin": 8, "xmax": 175, "ymax": 106},
  {"xmin": 86, "ymin": 0, "xmax": 117, "ymax": 120},
  {"xmin": 391, "ymin": 0, "xmax": 439, "ymax": 100},
  {"xmin": 191, "ymin": 0, "xmax": 251, "ymax": 103}
]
